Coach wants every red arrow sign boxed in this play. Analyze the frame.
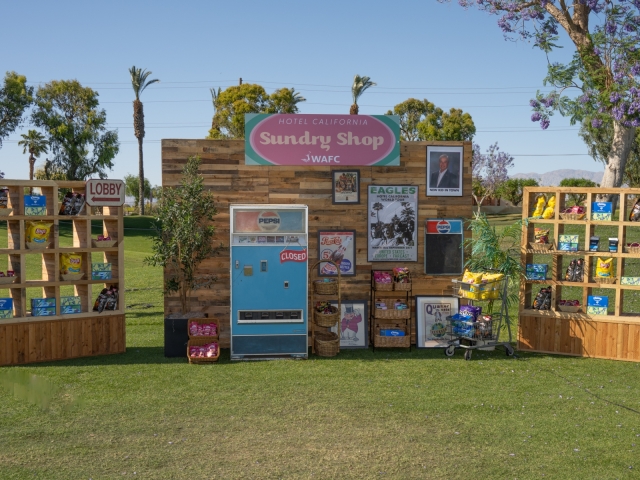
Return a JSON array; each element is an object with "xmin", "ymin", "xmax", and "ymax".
[{"xmin": 91, "ymin": 197, "xmax": 120, "ymax": 202}]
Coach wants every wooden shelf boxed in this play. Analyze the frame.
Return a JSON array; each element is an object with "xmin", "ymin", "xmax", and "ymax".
[{"xmin": 0, "ymin": 309, "xmax": 125, "ymax": 325}]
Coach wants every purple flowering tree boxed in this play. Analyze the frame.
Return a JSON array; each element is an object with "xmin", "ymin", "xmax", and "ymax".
[
  {"xmin": 444, "ymin": 0, "xmax": 640, "ymax": 190},
  {"xmin": 472, "ymin": 142, "xmax": 514, "ymax": 213}
]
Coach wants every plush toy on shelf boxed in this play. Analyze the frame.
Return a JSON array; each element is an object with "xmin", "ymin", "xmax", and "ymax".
[
  {"xmin": 542, "ymin": 195, "xmax": 556, "ymax": 219},
  {"xmin": 532, "ymin": 195, "xmax": 546, "ymax": 217}
]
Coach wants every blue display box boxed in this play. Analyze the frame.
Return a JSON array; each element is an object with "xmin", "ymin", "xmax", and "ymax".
[
  {"xmin": 31, "ymin": 298, "xmax": 56, "ymax": 309},
  {"xmin": 61, "ymin": 296, "xmax": 81, "ymax": 307},
  {"xmin": 587, "ymin": 295, "xmax": 609, "ymax": 307},
  {"xmin": 592, "ymin": 202, "xmax": 612, "ymax": 221},
  {"xmin": 379, "ymin": 329, "xmax": 406, "ymax": 336},
  {"xmin": 32, "ymin": 306, "xmax": 56, "ymax": 317},
  {"xmin": 61, "ymin": 305, "xmax": 82, "ymax": 315},
  {"xmin": 0, "ymin": 298, "xmax": 13, "ymax": 311},
  {"xmin": 526, "ymin": 264, "xmax": 548, "ymax": 280},
  {"xmin": 24, "ymin": 195, "xmax": 47, "ymax": 216},
  {"xmin": 558, "ymin": 234, "xmax": 579, "ymax": 251}
]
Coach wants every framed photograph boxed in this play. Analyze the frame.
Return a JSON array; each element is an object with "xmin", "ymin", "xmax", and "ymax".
[
  {"xmin": 317, "ymin": 230, "xmax": 356, "ymax": 276},
  {"xmin": 332, "ymin": 170, "xmax": 360, "ymax": 204},
  {"xmin": 367, "ymin": 185, "xmax": 418, "ymax": 262},
  {"xmin": 415, "ymin": 295, "xmax": 459, "ymax": 348},
  {"xmin": 330, "ymin": 300, "xmax": 369, "ymax": 348},
  {"xmin": 426, "ymin": 146, "xmax": 463, "ymax": 197},
  {"xmin": 424, "ymin": 219, "xmax": 464, "ymax": 275}
]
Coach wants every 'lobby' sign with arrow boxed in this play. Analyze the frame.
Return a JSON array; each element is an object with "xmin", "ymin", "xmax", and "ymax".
[{"xmin": 85, "ymin": 179, "xmax": 125, "ymax": 207}]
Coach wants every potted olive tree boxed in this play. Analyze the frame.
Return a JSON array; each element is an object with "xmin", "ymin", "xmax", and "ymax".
[{"xmin": 145, "ymin": 155, "xmax": 219, "ymax": 357}]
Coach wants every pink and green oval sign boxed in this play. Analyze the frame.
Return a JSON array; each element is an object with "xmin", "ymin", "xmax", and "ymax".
[{"xmin": 245, "ymin": 114, "xmax": 400, "ymax": 166}]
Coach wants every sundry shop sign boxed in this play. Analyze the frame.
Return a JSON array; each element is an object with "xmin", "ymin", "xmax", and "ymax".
[{"xmin": 245, "ymin": 114, "xmax": 400, "ymax": 166}]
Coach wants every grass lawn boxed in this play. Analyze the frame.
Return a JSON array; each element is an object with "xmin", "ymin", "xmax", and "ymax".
[{"xmin": 1, "ymin": 216, "xmax": 640, "ymax": 479}]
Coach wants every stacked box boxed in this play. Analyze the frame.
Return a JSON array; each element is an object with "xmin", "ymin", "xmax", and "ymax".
[
  {"xmin": 61, "ymin": 296, "xmax": 82, "ymax": 314},
  {"xmin": 0, "ymin": 298, "xmax": 13, "ymax": 319},
  {"xmin": 558, "ymin": 234, "xmax": 579, "ymax": 252},
  {"xmin": 32, "ymin": 306, "xmax": 56, "ymax": 316},
  {"xmin": 620, "ymin": 277, "xmax": 640, "ymax": 286},
  {"xmin": 24, "ymin": 195, "xmax": 47, "ymax": 216},
  {"xmin": 587, "ymin": 295, "xmax": 609, "ymax": 315},
  {"xmin": 31, "ymin": 298, "xmax": 56, "ymax": 309},
  {"xmin": 91, "ymin": 263, "xmax": 112, "ymax": 281},
  {"xmin": 526, "ymin": 264, "xmax": 548, "ymax": 280},
  {"xmin": 591, "ymin": 202, "xmax": 612, "ymax": 221}
]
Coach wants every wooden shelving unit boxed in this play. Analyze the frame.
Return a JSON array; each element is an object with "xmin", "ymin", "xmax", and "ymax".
[
  {"xmin": 370, "ymin": 271, "xmax": 412, "ymax": 350},
  {"xmin": 518, "ymin": 186, "xmax": 640, "ymax": 361},
  {"xmin": 0, "ymin": 180, "xmax": 125, "ymax": 365}
]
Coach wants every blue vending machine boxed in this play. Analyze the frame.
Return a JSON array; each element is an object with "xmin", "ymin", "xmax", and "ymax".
[{"xmin": 230, "ymin": 204, "xmax": 309, "ymax": 360}]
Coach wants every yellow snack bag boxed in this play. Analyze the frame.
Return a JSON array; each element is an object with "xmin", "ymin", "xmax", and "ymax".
[
  {"xmin": 595, "ymin": 257, "xmax": 614, "ymax": 277},
  {"xmin": 532, "ymin": 195, "xmax": 546, "ymax": 216},
  {"xmin": 26, "ymin": 221, "xmax": 53, "ymax": 245},
  {"xmin": 482, "ymin": 272, "xmax": 504, "ymax": 283},
  {"xmin": 542, "ymin": 195, "xmax": 556, "ymax": 219},
  {"xmin": 462, "ymin": 269, "xmax": 483, "ymax": 284},
  {"xmin": 60, "ymin": 253, "xmax": 83, "ymax": 275}
]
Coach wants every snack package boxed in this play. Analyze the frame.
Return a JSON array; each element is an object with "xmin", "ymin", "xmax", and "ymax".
[
  {"xmin": 374, "ymin": 271, "xmax": 392, "ymax": 284},
  {"xmin": 595, "ymin": 257, "xmax": 614, "ymax": 277},
  {"xmin": 59, "ymin": 192, "xmax": 74, "ymax": 215},
  {"xmin": 532, "ymin": 287, "xmax": 552, "ymax": 310},
  {"xmin": 532, "ymin": 195, "xmax": 546, "ymax": 216},
  {"xmin": 459, "ymin": 305, "xmax": 482, "ymax": 322},
  {"xmin": 104, "ymin": 287, "xmax": 118, "ymax": 310},
  {"xmin": 589, "ymin": 236, "xmax": 600, "ymax": 252},
  {"xmin": 93, "ymin": 288, "xmax": 109, "ymax": 312},
  {"xmin": 0, "ymin": 188, "xmax": 8, "ymax": 209},
  {"xmin": 71, "ymin": 194, "xmax": 85, "ymax": 215},
  {"xmin": 542, "ymin": 195, "xmax": 556, "ymax": 219},
  {"xmin": 60, "ymin": 253, "xmax": 82, "ymax": 275},
  {"xmin": 461, "ymin": 269, "xmax": 483, "ymax": 284},
  {"xmin": 629, "ymin": 199, "xmax": 640, "ymax": 222},
  {"xmin": 25, "ymin": 221, "xmax": 53, "ymax": 245},
  {"xmin": 393, "ymin": 267, "xmax": 410, "ymax": 283},
  {"xmin": 534, "ymin": 228, "xmax": 550, "ymax": 244}
]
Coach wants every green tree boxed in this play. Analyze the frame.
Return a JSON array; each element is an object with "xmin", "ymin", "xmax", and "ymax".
[
  {"xmin": 207, "ymin": 84, "xmax": 270, "ymax": 139},
  {"xmin": 0, "ymin": 72, "xmax": 33, "ymax": 148},
  {"xmin": 18, "ymin": 130, "xmax": 48, "ymax": 181},
  {"xmin": 124, "ymin": 173, "xmax": 151, "ymax": 209},
  {"xmin": 145, "ymin": 156, "xmax": 219, "ymax": 314},
  {"xmin": 266, "ymin": 88, "xmax": 306, "ymax": 114},
  {"xmin": 580, "ymin": 119, "xmax": 640, "ymax": 188},
  {"xmin": 209, "ymin": 87, "xmax": 221, "ymax": 134},
  {"xmin": 129, "ymin": 66, "xmax": 159, "ymax": 216},
  {"xmin": 497, "ymin": 178, "xmax": 540, "ymax": 206},
  {"xmin": 559, "ymin": 178, "xmax": 598, "ymax": 206},
  {"xmin": 31, "ymin": 80, "xmax": 119, "ymax": 180},
  {"xmin": 386, "ymin": 98, "xmax": 476, "ymax": 141},
  {"xmin": 350, "ymin": 75, "xmax": 376, "ymax": 115}
]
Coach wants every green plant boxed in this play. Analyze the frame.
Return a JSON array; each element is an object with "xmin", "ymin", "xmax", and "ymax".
[
  {"xmin": 498, "ymin": 178, "xmax": 539, "ymax": 206},
  {"xmin": 464, "ymin": 212, "xmax": 526, "ymax": 314},
  {"xmin": 559, "ymin": 178, "xmax": 597, "ymax": 206},
  {"xmin": 350, "ymin": 74, "xmax": 376, "ymax": 115},
  {"xmin": 144, "ymin": 156, "xmax": 218, "ymax": 314}
]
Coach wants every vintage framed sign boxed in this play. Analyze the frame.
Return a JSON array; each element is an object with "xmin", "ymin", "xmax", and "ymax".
[
  {"xmin": 332, "ymin": 170, "xmax": 360, "ymax": 205},
  {"xmin": 317, "ymin": 230, "xmax": 356, "ymax": 276},
  {"xmin": 415, "ymin": 295, "xmax": 459, "ymax": 348},
  {"xmin": 367, "ymin": 185, "xmax": 418, "ymax": 262},
  {"xmin": 245, "ymin": 114, "xmax": 400, "ymax": 166},
  {"xmin": 426, "ymin": 146, "xmax": 463, "ymax": 197},
  {"xmin": 424, "ymin": 219, "xmax": 464, "ymax": 275},
  {"xmin": 330, "ymin": 300, "xmax": 369, "ymax": 349}
]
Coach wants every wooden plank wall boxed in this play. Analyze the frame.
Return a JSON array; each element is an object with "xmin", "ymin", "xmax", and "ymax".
[
  {"xmin": 519, "ymin": 315, "xmax": 640, "ymax": 361},
  {"xmin": 0, "ymin": 314, "xmax": 126, "ymax": 366},
  {"xmin": 162, "ymin": 139, "xmax": 473, "ymax": 347}
]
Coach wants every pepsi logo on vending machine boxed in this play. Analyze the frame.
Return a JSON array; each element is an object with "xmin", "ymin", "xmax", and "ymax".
[{"xmin": 258, "ymin": 211, "xmax": 281, "ymax": 232}]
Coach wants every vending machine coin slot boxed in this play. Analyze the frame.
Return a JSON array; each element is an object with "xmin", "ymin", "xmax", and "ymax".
[
  {"xmin": 284, "ymin": 281, "xmax": 289, "ymax": 289},
  {"xmin": 244, "ymin": 312, "xmax": 253, "ymax": 320},
  {"xmin": 260, "ymin": 260, "xmax": 268, "ymax": 272},
  {"xmin": 261, "ymin": 312, "xmax": 270, "ymax": 319},
  {"xmin": 275, "ymin": 312, "xmax": 284, "ymax": 319}
]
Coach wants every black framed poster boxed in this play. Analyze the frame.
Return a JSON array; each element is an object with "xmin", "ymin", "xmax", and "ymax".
[
  {"xmin": 332, "ymin": 170, "xmax": 360, "ymax": 205},
  {"xmin": 426, "ymin": 146, "xmax": 463, "ymax": 197},
  {"xmin": 424, "ymin": 219, "xmax": 464, "ymax": 275},
  {"xmin": 329, "ymin": 300, "xmax": 369, "ymax": 349}
]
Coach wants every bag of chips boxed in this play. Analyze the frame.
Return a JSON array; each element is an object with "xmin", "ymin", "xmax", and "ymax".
[
  {"xmin": 595, "ymin": 257, "xmax": 614, "ymax": 277},
  {"xmin": 542, "ymin": 195, "xmax": 556, "ymax": 219},
  {"xmin": 532, "ymin": 195, "xmax": 546, "ymax": 217},
  {"xmin": 461, "ymin": 270, "xmax": 483, "ymax": 284},
  {"xmin": 534, "ymin": 228, "xmax": 550, "ymax": 244},
  {"xmin": 60, "ymin": 253, "xmax": 83, "ymax": 275},
  {"xmin": 629, "ymin": 199, "xmax": 640, "ymax": 222},
  {"xmin": 26, "ymin": 221, "xmax": 53, "ymax": 245}
]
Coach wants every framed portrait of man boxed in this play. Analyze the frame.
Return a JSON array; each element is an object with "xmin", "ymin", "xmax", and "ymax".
[{"xmin": 426, "ymin": 146, "xmax": 463, "ymax": 197}]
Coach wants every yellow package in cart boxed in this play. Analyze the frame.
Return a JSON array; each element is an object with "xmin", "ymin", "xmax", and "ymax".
[{"xmin": 60, "ymin": 253, "xmax": 82, "ymax": 275}]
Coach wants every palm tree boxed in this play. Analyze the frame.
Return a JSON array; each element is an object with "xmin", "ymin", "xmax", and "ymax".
[
  {"xmin": 18, "ymin": 130, "xmax": 48, "ymax": 182},
  {"xmin": 210, "ymin": 87, "xmax": 221, "ymax": 133},
  {"xmin": 350, "ymin": 75, "xmax": 376, "ymax": 115},
  {"xmin": 129, "ymin": 66, "xmax": 159, "ymax": 215},
  {"xmin": 271, "ymin": 88, "xmax": 306, "ymax": 113}
]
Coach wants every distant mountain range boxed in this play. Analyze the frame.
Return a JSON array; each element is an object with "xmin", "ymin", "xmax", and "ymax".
[{"xmin": 511, "ymin": 169, "xmax": 603, "ymax": 186}]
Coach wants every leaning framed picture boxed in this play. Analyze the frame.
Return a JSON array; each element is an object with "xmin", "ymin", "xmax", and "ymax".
[
  {"xmin": 426, "ymin": 146, "xmax": 463, "ymax": 197},
  {"xmin": 415, "ymin": 295, "xmax": 459, "ymax": 348},
  {"xmin": 330, "ymin": 300, "xmax": 369, "ymax": 348},
  {"xmin": 367, "ymin": 185, "xmax": 418, "ymax": 262},
  {"xmin": 332, "ymin": 170, "xmax": 360, "ymax": 204},
  {"xmin": 317, "ymin": 230, "xmax": 356, "ymax": 276}
]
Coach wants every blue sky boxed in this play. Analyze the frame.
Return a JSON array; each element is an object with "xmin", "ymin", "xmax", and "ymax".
[{"xmin": 1, "ymin": 0, "xmax": 595, "ymax": 185}]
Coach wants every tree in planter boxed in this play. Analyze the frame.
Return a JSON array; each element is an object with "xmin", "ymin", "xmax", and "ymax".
[{"xmin": 145, "ymin": 156, "xmax": 218, "ymax": 314}]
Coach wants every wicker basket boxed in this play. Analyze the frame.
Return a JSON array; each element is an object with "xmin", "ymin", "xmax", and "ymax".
[
  {"xmin": 0, "ymin": 208, "xmax": 13, "ymax": 216},
  {"xmin": 374, "ymin": 307, "xmax": 411, "ymax": 319},
  {"xmin": 313, "ymin": 279, "xmax": 338, "ymax": 295},
  {"xmin": 92, "ymin": 239, "xmax": 117, "ymax": 248},
  {"xmin": 0, "ymin": 276, "xmax": 17, "ymax": 285},
  {"xmin": 187, "ymin": 337, "xmax": 220, "ymax": 364},
  {"xmin": 624, "ymin": 246, "xmax": 640, "ymax": 254},
  {"xmin": 26, "ymin": 241, "xmax": 49, "ymax": 250},
  {"xmin": 559, "ymin": 212, "xmax": 586, "ymax": 221},
  {"xmin": 374, "ymin": 325, "xmax": 410, "ymax": 348},
  {"xmin": 593, "ymin": 276, "xmax": 617, "ymax": 284},
  {"xmin": 314, "ymin": 331, "xmax": 340, "ymax": 357},
  {"xmin": 557, "ymin": 304, "xmax": 581, "ymax": 313},
  {"xmin": 394, "ymin": 281, "xmax": 412, "ymax": 291},
  {"xmin": 374, "ymin": 281, "xmax": 393, "ymax": 291},
  {"xmin": 314, "ymin": 306, "xmax": 339, "ymax": 327},
  {"xmin": 60, "ymin": 273, "xmax": 84, "ymax": 281},
  {"xmin": 188, "ymin": 317, "xmax": 218, "ymax": 339},
  {"xmin": 529, "ymin": 242, "xmax": 553, "ymax": 251}
]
